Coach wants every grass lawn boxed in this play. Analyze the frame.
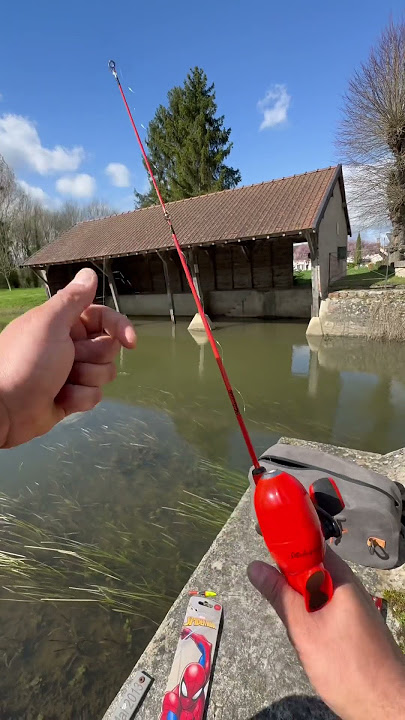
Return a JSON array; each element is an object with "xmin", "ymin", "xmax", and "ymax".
[
  {"xmin": 0, "ymin": 287, "xmax": 47, "ymax": 313},
  {"xmin": 331, "ymin": 265, "xmax": 405, "ymax": 289},
  {"xmin": 294, "ymin": 266, "xmax": 405, "ymax": 290},
  {"xmin": 293, "ymin": 270, "xmax": 312, "ymax": 286}
]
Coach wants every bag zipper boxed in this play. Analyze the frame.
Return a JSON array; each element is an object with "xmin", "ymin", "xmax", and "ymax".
[{"xmin": 259, "ymin": 455, "xmax": 400, "ymax": 508}]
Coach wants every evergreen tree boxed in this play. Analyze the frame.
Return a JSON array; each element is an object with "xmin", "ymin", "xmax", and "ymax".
[
  {"xmin": 355, "ymin": 232, "xmax": 362, "ymax": 266},
  {"xmin": 135, "ymin": 67, "xmax": 241, "ymax": 207}
]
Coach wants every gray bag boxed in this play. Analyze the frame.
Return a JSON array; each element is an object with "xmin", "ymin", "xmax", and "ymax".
[{"xmin": 250, "ymin": 443, "xmax": 404, "ymax": 569}]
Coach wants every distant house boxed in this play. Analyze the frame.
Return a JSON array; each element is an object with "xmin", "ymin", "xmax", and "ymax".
[
  {"xmin": 293, "ymin": 243, "xmax": 311, "ymax": 271},
  {"xmin": 24, "ymin": 165, "xmax": 351, "ymax": 322}
]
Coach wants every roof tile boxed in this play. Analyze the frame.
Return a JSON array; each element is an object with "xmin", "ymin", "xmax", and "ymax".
[{"xmin": 25, "ymin": 166, "xmax": 342, "ymax": 267}]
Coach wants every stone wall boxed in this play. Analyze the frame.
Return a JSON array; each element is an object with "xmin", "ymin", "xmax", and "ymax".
[
  {"xmin": 317, "ymin": 288, "xmax": 405, "ymax": 339},
  {"xmin": 103, "ymin": 438, "xmax": 405, "ymax": 720}
]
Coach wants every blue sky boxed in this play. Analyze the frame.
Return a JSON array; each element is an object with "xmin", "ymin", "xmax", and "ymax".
[{"xmin": 0, "ymin": 0, "xmax": 403, "ymax": 235}]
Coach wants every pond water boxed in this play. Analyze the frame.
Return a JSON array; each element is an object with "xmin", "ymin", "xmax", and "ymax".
[{"xmin": 1, "ymin": 319, "xmax": 405, "ymax": 719}]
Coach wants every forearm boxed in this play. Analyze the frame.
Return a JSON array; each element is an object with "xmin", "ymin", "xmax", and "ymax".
[{"xmin": 320, "ymin": 647, "xmax": 405, "ymax": 720}]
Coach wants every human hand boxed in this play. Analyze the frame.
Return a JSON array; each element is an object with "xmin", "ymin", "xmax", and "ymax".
[
  {"xmin": 248, "ymin": 551, "xmax": 405, "ymax": 720},
  {"xmin": 0, "ymin": 268, "xmax": 136, "ymax": 448}
]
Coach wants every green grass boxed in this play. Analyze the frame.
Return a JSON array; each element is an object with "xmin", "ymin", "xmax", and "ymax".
[
  {"xmin": 294, "ymin": 265, "xmax": 405, "ymax": 291},
  {"xmin": 330, "ymin": 265, "xmax": 405, "ymax": 289},
  {"xmin": 0, "ymin": 287, "xmax": 47, "ymax": 312},
  {"xmin": 293, "ymin": 270, "xmax": 312, "ymax": 286},
  {"xmin": 383, "ymin": 589, "xmax": 405, "ymax": 652}
]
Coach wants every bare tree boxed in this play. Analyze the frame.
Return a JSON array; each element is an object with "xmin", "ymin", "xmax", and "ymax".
[
  {"xmin": 0, "ymin": 153, "xmax": 117, "ymax": 286},
  {"xmin": 337, "ymin": 21, "xmax": 405, "ymax": 258},
  {"xmin": 0, "ymin": 156, "xmax": 21, "ymax": 289}
]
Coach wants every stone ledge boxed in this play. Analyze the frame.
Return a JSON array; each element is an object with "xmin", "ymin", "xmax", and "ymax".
[{"xmin": 103, "ymin": 440, "xmax": 404, "ymax": 720}]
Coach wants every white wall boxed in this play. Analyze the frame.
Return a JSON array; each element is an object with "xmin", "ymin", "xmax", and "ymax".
[{"xmin": 318, "ymin": 182, "xmax": 348, "ymax": 298}]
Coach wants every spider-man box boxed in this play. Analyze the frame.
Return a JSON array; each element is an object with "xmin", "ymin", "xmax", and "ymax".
[{"xmin": 160, "ymin": 595, "xmax": 223, "ymax": 719}]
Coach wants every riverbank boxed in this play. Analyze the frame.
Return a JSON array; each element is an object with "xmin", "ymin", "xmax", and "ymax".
[
  {"xmin": 103, "ymin": 439, "xmax": 405, "ymax": 720},
  {"xmin": 0, "ymin": 287, "xmax": 46, "ymax": 313}
]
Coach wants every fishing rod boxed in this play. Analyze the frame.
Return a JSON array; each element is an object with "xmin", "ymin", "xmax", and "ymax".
[
  {"xmin": 108, "ymin": 61, "xmax": 341, "ymax": 611},
  {"xmin": 108, "ymin": 60, "xmax": 259, "ymax": 470}
]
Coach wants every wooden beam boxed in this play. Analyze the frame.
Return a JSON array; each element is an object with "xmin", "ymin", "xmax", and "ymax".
[
  {"xmin": 91, "ymin": 259, "xmax": 121, "ymax": 313},
  {"xmin": 306, "ymin": 231, "xmax": 320, "ymax": 317},
  {"xmin": 188, "ymin": 248, "xmax": 203, "ymax": 305},
  {"xmin": 241, "ymin": 241, "xmax": 254, "ymax": 289},
  {"xmin": 269, "ymin": 239, "xmax": 275, "ymax": 288},
  {"xmin": 206, "ymin": 247, "xmax": 217, "ymax": 290},
  {"xmin": 32, "ymin": 266, "xmax": 51, "ymax": 298},
  {"xmin": 157, "ymin": 251, "xmax": 176, "ymax": 324}
]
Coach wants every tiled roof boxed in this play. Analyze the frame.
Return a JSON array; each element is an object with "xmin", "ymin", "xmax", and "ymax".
[{"xmin": 25, "ymin": 165, "xmax": 348, "ymax": 267}]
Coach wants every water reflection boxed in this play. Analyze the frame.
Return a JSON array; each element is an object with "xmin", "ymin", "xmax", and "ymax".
[{"xmin": 1, "ymin": 319, "xmax": 405, "ymax": 718}]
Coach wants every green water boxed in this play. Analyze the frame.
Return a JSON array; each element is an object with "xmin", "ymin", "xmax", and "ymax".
[{"xmin": 1, "ymin": 319, "xmax": 405, "ymax": 719}]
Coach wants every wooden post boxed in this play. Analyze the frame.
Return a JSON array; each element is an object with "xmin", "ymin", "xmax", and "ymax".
[
  {"xmin": 157, "ymin": 251, "xmax": 175, "ymax": 324},
  {"xmin": 306, "ymin": 231, "xmax": 320, "ymax": 317},
  {"xmin": 241, "ymin": 242, "xmax": 253, "ymax": 288},
  {"xmin": 91, "ymin": 259, "xmax": 121, "ymax": 313},
  {"xmin": 33, "ymin": 266, "xmax": 51, "ymax": 298},
  {"xmin": 206, "ymin": 247, "xmax": 217, "ymax": 290},
  {"xmin": 188, "ymin": 248, "xmax": 203, "ymax": 305},
  {"xmin": 104, "ymin": 259, "xmax": 121, "ymax": 313}
]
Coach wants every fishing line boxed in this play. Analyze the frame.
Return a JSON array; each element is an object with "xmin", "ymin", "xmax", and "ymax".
[{"xmin": 108, "ymin": 60, "xmax": 259, "ymax": 469}]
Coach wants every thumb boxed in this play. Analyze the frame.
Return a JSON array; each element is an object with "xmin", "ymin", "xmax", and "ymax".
[
  {"xmin": 248, "ymin": 560, "xmax": 294, "ymax": 625},
  {"xmin": 45, "ymin": 268, "xmax": 98, "ymax": 328}
]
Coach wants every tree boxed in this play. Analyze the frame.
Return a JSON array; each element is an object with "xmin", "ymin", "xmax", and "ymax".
[
  {"xmin": 0, "ymin": 153, "xmax": 118, "ymax": 287},
  {"xmin": 0, "ymin": 156, "xmax": 21, "ymax": 289},
  {"xmin": 135, "ymin": 67, "xmax": 241, "ymax": 207},
  {"xmin": 354, "ymin": 233, "xmax": 362, "ymax": 266},
  {"xmin": 337, "ymin": 21, "xmax": 405, "ymax": 258}
]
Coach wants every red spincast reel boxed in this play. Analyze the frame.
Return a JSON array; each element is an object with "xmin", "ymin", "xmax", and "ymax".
[{"xmin": 253, "ymin": 468, "xmax": 345, "ymax": 612}]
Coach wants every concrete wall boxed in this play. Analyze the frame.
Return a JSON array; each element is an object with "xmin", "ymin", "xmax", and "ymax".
[
  {"xmin": 316, "ymin": 288, "xmax": 405, "ymax": 339},
  {"xmin": 116, "ymin": 287, "xmax": 312, "ymax": 319},
  {"xmin": 318, "ymin": 183, "xmax": 348, "ymax": 298},
  {"xmin": 116, "ymin": 293, "xmax": 195, "ymax": 317}
]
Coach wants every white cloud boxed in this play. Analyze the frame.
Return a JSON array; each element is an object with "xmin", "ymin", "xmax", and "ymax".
[
  {"xmin": 18, "ymin": 179, "xmax": 50, "ymax": 206},
  {"xmin": 0, "ymin": 114, "xmax": 84, "ymax": 175},
  {"xmin": 105, "ymin": 162, "xmax": 131, "ymax": 188},
  {"xmin": 56, "ymin": 173, "xmax": 96, "ymax": 198},
  {"xmin": 258, "ymin": 85, "xmax": 291, "ymax": 130}
]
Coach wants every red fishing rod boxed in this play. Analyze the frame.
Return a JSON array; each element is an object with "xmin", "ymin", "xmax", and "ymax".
[
  {"xmin": 108, "ymin": 61, "xmax": 340, "ymax": 611},
  {"xmin": 108, "ymin": 60, "xmax": 259, "ymax": 470}
]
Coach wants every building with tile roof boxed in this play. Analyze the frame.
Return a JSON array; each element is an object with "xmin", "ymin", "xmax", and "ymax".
[{"xmin": 25, "ymin": 165, "xmax": 350, "ymax": 321}]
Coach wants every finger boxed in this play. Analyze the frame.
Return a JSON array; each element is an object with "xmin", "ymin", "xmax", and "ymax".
[
  {"xmin": 323, "ymin": 548, "xmax": 370, "ymax": 599},
  {"xmin": 44, "ymin": 269, "xmax": 98, "ymax": 330},
  {"xmin": 247, "ymin": 561, "xmax": 296, "ymax": 625},
  {"xmin": 55, "ymin": 384, "xmax": 102, "ymax": 415},
  {"xmin": 323, "ymin": 548, "xmax": 355, "ymax": 587},
  {"xmin": 74, "ymin": 336, "xmax": 120, "ymax": 364},
  {"xmin": 70, "ymin": 318, "xmax": 87, "ymax": 342},
  {"xmin": 80, "ymin": 305, "xmax": 136, "ymax": 348},
  {"xmin": 68, "ymin": 361, "xmax": 116, "ymax": 387}
]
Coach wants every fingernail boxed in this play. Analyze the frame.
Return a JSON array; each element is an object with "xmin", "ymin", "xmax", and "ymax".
[
  {"xmin": 125, "ymin": 325, "xmax": 136, "ymax": 346},
  {"xmin": 72, "ymin": 268, "xmax": 96, "ymax": 286}
]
